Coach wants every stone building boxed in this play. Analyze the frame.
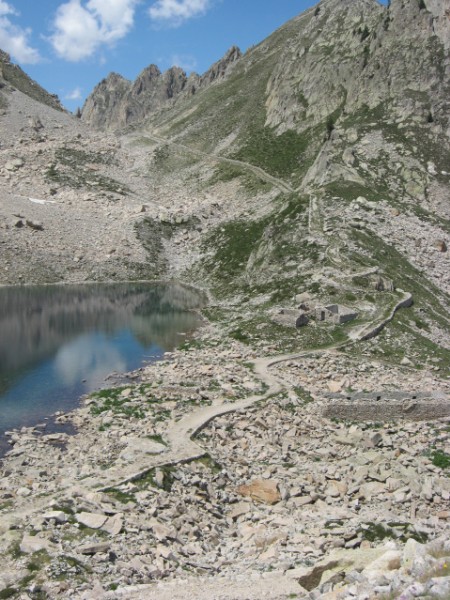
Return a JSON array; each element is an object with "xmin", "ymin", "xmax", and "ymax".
[{"xmin": 315, "ymin": 304, "xmax": 358, "ymax": 325}]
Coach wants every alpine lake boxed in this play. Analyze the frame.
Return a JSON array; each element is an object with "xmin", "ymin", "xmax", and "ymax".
[{"xmin": 0, "ymin": 282, "xmax": 205, "ymax": 456}]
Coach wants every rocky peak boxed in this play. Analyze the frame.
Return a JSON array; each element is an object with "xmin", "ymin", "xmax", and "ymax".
[
  {"xmin": 82, "ymin": 46, "xmax": 242, "ymax": 130},
  {"xmin": 265, "ymin": 0, "xmax": 449, "ymax": 136},
  {"xmin": 201, "ymin": 45, "xmax": 242, "ymax": 85},
  {"xmin": 81, "ymin": 72, "xmax": 131, "ymax": 129},
  {"xmin": 389, "ymin": 0, "xmax": 450, "ymax": 49},
  {"xmin": 132, "ymin": 64, "xmax": 161, "ymax": 95},
  {"xmin": 162, "ymin": 66, "xmax": 189, "ymax": 99},
  {"xmin": 0, "ymin": 49, "xmax": 11, "ymax": 66}
]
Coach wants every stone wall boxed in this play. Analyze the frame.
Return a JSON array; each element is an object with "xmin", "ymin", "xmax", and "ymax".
[{"xmin": 322, "ymin": 391, "xmax": 450, "ymax": 422}]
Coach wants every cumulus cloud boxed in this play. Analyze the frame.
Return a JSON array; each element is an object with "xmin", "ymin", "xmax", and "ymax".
[
  {"xmin": 0, "ymin": 1, "xmax": 41, "ymax": 63},
  {"xmin": 50, "ymin": 0, "xmax": 139, "ymax": 62},
  {"xmin": 149, "ymin": 0, "xmax": 211, "ymax": 26}
]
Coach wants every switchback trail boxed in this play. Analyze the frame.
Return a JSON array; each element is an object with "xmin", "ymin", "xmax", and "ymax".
[{"xmin": 138, "ymin": 132, "xmax": 295, "ymax": 195}]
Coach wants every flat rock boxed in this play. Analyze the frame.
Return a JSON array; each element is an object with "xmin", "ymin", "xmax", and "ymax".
[
  {"xmin": 76, "ymin": 512, "xmax": 108, "ymax": 529},
  {"xmin": 228, "ymin": 502, "xmax": 251, "ymax": 520},
  {"xmin": 78, "ymin": 542, "xmax": 110, "ymax": 555},
  {"xmin": 20, "ymin": 534, "xmax": 53, "ymax": 554},
  {"xmin": 237, "ymin": 479, "xmax": 281, "ymax": 505},
  {"xmin": 102, "ymin": 514, "xmax": 123, "ymax": 535}
]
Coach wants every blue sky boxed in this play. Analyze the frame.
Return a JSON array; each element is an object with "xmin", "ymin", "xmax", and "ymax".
[{"xmin": 0, "ymin": 1, "xmax": 385, "ymax": 112}]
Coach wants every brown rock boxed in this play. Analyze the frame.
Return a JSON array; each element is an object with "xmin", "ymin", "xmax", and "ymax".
[
  {"xmin": 237, "ymin": 479, "xmax": 281, "ymax": 505},
  {"xmin": 435, "ymin": 240, "xmax": 447, "ymax": 252}
]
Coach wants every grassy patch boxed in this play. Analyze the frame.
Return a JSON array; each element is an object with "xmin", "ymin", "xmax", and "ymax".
[
  {"xmin": 292, "ymin": 386, "xmax": 314, "ymax": 404},
  {"xmin": 194, "ymin": 454, "xmax": 223, "ymax": 473},
  {"xmin": 233, "ymin": 127, "xmax": 312, "ymax": 180},
  {"xmin": 428, "ymin": 449, "xmax": 450, "ymax": 470},
  {"xmin": 134, "ymin": 466, "xmax": 175, "ymax": 492},
  {"xmin": 359, "ymin": 522, "xmax": 428, "ymax": 544},
  {"xmin": 45, "ymin": 146, "xmax": 128, "ymax": 195},
  {"xmin": 105, "ymin": 488, "xmax": 136, "ymax": 504}
]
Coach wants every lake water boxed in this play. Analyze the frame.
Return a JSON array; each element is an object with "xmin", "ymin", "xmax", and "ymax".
[{"xmin": 0, "ymin": 282, "xmax": 204, "ymax": 455}]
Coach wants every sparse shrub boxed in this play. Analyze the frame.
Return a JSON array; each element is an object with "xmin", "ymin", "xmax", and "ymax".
[
  {"xmin": 418, "ymin": 0, "xmax": 426, "ymax": 9},
  {"xmin": 362, "ymin": 45, "xmax": 370, "ymax": 68},
  {"xmin": 360, "ymin": 26, "xmax": 370, "ymax": 42},
  {"xmin": 430, "ymin": 449, "xmax": 450, "ymax": 469},
  {"xmin": 326, "ymin": 115, "xmax": 335, "ymax": 139}
]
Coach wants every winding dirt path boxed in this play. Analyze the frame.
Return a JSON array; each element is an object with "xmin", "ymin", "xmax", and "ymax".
[{"xmin": 137, "ymin": 133, "xmax": 295, "ymax": 195}]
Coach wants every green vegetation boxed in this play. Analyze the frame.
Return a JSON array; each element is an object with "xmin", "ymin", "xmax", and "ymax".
[
  {"xmin": 360, "ymin": 522, "xmax": 428, "ymax": 544},
  {"xmin": 89, "ymin": 387, "xmax": 145, "ymax": 419},
  {"xmin": 89, "ymin": 384, "xmax": 171, "ymax": 420},
  {"xmin": 194, "ymin": 454, "xmax": 223, "ymax": 473},
  {"xmin": 292, "ymin": 386, "xmax": 314, "ymax": 404},
  {"xmin": 234, "ymin": 127, "xmax": 311, "ymax": 179},
  {"xmin": 106, "ymin": 488, "xmax": 136, "ymax": 504},
  {"xmin": 360, "ymin": 26, "xmax": 370, "ymax": 42},
  {"xmin": 429, "ymin": 449, "xmax": 450, "ymax": 470},
  {"xmin": 134, "ymin": 466, "xmax": 175, "ymax": 492},
  {"xmin": 326, "ymin": 115, "xmax": 335, "ymax": 139}
]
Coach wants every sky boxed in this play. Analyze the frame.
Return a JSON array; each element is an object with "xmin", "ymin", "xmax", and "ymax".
[{"xmin": 0, "ymin": 0, "xmax": 385, "ymax": 113}]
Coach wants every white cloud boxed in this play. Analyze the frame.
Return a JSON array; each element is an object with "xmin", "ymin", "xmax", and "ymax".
[
  {"xmin": 50, "ymin": 0, "xmax": 139, "ymax": 62},
  {"xmin": 149, "ymin": 0, "xmax": 210, "ymax": 26},
  {"xmin": 54, "ymin": 334, "xmax": 126, "ymax": 391},
  {"xmin": 65, "ymin": 86, "xmax": 83, "ymax": 100},
  {"xmin": 0, "ymin": 1, "xmax": 16, "ymax": 16},
  {"xmin": 0, "ymin": 1, "xmax": 41, "ymax": 64}
]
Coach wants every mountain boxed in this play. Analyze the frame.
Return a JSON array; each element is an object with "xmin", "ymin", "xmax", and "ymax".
[
  {"xmin": 1, "ymin": 0, "xmax": 449, "ymax": 356},
  {"xmin": 0, "ymin": 0, "xmax": 450, "ymax": 597},
  {"xmin": 81, "ymin": 46, "xmax": 242, "ymax": 130},
  {"xmin": 0, "ymin": 50, "xmax": 64, "ymax": 112}
]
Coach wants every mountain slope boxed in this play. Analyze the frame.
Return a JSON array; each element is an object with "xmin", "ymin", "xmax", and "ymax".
[
  {"xmin": 0, "ymin": 50, "xmax": 64, "ymax": 112},
  {"xmin": 111, "ymin": 0, "xmax": 450, "ymax": 370}
]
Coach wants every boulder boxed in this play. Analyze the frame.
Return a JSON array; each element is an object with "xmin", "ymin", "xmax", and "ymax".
[
  {"xmin": 237, "ymin": 479, "xmax": 281, "ymax": 505},
  {"xmin": 5, "ymin": 158, "xmax": 24, "ymax": 171},
  {"xmin": 76, "ymin": 512, "xmax": 108, "ymax": 529},
  {"xmin": 78, "ymin": 542, "xmax": 110, "ymax": 555},
  {"xmin": 20, "ymin": 534, "xmax": 53, "ymax": 554}
]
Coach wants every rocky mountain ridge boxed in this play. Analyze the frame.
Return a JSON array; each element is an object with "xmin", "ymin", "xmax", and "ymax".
[{"xmin": 81, "ymin": 46, "xmax": 242, "ymax": 130}]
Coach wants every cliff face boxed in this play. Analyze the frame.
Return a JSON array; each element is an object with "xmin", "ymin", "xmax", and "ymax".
[
  {"xmin": 80, "ymin": 72, "xmax": 132, "ymax": 130},
  {"xmin": 264, "ymin": 0, "xmax": 450, "ymax": 136},
  {"xmin": 80, "ymin": 47, "xmax": 242, "ymax": 130}
]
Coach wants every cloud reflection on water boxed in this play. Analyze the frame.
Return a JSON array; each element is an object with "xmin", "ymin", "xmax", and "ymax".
[{"xmin": 53, "ymin": 333, "xmax": 127, "ymax": 392}]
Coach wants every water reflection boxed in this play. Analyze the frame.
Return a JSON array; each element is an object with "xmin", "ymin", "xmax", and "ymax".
[
  {"xmin": 0, "ymin": 282, "xmax": 204, "ymax": 440},
  {"xmin": 53, "ymin": 334, "xmax": 127, "ymax": 390}
]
